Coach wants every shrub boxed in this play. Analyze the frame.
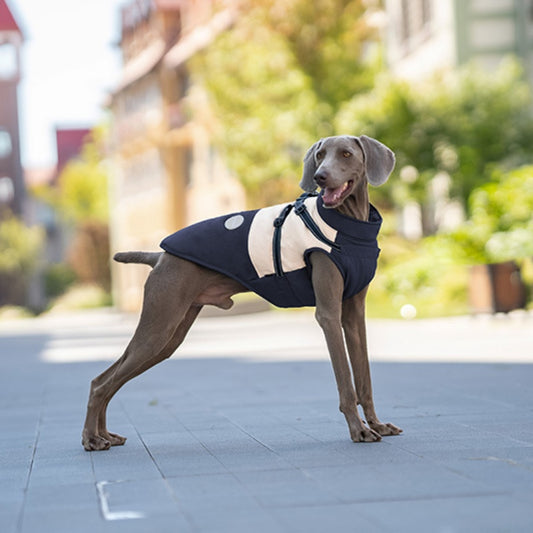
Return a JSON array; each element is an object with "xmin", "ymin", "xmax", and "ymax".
[
  {"xmin": 452, "ymin": 165, "xmax": 533, "ymax": 264},
  {"xmin": 0, "ymin": 215, "xmax": 43, "ymax": 306},
  {"xmin": 43, "ymin": 263, "xmax": 77, "ymax": 299}
]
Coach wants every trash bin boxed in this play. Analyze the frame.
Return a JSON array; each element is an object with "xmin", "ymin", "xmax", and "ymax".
[{"xmin": 469, "ymin": 261, "xmax": 527, "ymax": 313}]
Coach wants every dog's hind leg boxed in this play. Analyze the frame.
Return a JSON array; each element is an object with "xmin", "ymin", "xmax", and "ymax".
[
  {"xmin": 82, "ymin": 257, "xmax": 204, "ymax": 451},
  {"xmin": 93, "ymin": 304, "xmax": 203, "ymax": 449}
]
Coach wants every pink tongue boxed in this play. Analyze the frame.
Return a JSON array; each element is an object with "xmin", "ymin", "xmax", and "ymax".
[{"xmin": 322, "ymin": 185, "xmax": 345, "ymax": 206}]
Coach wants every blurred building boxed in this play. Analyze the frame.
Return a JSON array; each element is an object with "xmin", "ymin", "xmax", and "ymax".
[
  {"xmin": 108, "ymin": 0, "xmax": 245, "ymax": 311},
  {"xmin": 25, "ymin": 127, "xmax": 92, "ymax": 309},
  {"xmin": 0, "ymin": 0, "xmax": 24, "ymax": 217},
  {"xmin": 55, "ymin": 128, "xmax": 91, "ymax": 178},
  {"xmin": 383, "ymin": 0, "xmax": 533, "ymax": 238},
  {"xmin": 384, "ymin": 0, "xmax": 533, "ymax": 83}
]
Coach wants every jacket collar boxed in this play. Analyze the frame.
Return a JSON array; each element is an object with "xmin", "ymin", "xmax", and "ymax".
[{"xmin": 316, "ymin": 195, "xmax": 382, "ymax": 241}]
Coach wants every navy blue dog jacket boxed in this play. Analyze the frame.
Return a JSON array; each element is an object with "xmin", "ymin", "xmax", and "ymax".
[{"xmin": 160, "ymin": 193, "xmax": 382, "ymax": 308}]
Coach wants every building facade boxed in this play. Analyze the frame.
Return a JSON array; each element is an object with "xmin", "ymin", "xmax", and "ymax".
[
  {"xmin": 0, "ymin": 0, "xmax": 24, "ymax": 218},
  {"xmin": 385, "ymin": 0, "xmax": 533, "ymax": 83},
  {"xmin": 384, "ymin": 0, "xmax": 533, "ymax": 238},
  {"xmin": 109, "ymin": 0, "xmax": 245, "ymax": 311}
]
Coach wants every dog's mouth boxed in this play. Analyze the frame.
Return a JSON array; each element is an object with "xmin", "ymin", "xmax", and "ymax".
[{"xmin": 321, "ymin": 180, "xmax": 354, "ymax": 208}]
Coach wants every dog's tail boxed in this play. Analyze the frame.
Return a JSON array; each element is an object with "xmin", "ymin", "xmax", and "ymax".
[{"xmin": 113, "ymin": 251, "xmax": 161, "ymax": 268}]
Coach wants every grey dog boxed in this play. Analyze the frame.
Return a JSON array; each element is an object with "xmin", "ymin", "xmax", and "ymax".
[{"xmin": 82, "ymin": 135, "xmax": 402, "ymax": 451}]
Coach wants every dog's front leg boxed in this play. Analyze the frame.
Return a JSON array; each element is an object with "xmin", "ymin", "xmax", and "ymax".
[
  {"xmin": 342, "ymin": 290, "xmax": 402, "ymax": 437},
  {"xmin": 310, "ymin": 253, "xmax": 381, "ymax": 442}
]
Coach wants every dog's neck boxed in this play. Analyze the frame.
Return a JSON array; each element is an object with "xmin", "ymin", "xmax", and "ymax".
[{"xmin": 334, "ymin": 180, "xmax": 369, "ymax": 221}]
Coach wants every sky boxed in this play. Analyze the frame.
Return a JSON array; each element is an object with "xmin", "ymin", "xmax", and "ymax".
[{"xmin": 11, "ymin": 0, "xmax": 125, "ymax": 168}]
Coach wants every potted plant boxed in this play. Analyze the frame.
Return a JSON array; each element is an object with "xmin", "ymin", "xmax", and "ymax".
[{"xmin": 452, "ymin": 166, "xmax": 533, "ymax": 313}]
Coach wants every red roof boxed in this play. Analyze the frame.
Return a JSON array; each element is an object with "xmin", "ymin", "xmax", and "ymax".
[
  {"xmin": 0, "ymin": 0, "xmax": 22, "ymax": 34},
  {"xmin": 56, "ymin": 128, "xmax": 91, "ymax": 174}
]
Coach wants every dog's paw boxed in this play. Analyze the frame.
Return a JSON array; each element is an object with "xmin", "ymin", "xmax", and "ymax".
[
  {"xmin": 350, "ymin": 426, "xmax": 382, "ymax": 443},
  {"xmin": 82, "ymin": 434, "xmax": 111, "ymax": 452},
  {"xmin": 369, "ymin": 421, "xmax": 403, "ymax": 437},
  {"xmin": 104, "ymin": 432, "xmax": 127, "ymax": 447}
]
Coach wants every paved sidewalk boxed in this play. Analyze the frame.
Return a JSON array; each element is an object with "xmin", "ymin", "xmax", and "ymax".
[{"xmin": 1, "ymin": 309, "xmax": 532, "ymax": 532}]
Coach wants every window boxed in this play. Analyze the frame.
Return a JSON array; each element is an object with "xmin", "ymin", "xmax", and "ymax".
[
  {"xmin": 0, "ymin": 176, "xmax": 14, "ymax": 203},
  {"xmin": 0, "ymin": 129, "xmax": 12, "ymax": 158},
  {"xmin": 399, "ymin": 0, "xmax": 433, "ymax": 44},
  {"xmin": 421, "ymin": 0, "xmax": 432, "ymax": 26},
  {"xmin": 400, "ymin": 0, "xmax": 412, "ymax": 43}
]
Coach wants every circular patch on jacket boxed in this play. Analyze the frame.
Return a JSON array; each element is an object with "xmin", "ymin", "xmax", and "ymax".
[{"xmin": 224, "ymin": 215, "xmax": 244, "ymax": 230}]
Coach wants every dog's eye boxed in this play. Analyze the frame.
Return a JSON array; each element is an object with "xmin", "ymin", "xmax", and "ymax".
[
  {"xmin": 342, "ymin": 151, "xmax": 352, "ymax": 158},
  {"xmin": 316, "ymin": 151, "xmax": 325, "ymax": 160}
]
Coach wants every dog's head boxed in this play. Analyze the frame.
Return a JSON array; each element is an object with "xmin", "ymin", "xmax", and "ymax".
[{"xmin": 300, "ymin": 135, "xmax": 395, "ymax": 209}]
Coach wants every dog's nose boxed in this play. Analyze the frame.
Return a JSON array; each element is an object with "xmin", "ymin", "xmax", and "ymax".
[{"xmin": 314, "ymin": 170, "xmax": 329, "ymax": 187}]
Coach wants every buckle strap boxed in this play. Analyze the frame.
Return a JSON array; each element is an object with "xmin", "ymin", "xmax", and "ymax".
[
  {"xmin": 272, "ymin": 204, "xmax": 293, "ymax": 277},
  {"xmin": 271, "ymin": 192, "xmax": 340, "ymax": 278},
  {"xmin": 294, "ymin": 193, "xmax": 341, "ymax": 251}
]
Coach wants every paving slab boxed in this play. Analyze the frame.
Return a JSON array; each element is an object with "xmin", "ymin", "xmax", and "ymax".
[{"xmin": 0, "ymin": 308, "xmax": 532, "ymax": 532}]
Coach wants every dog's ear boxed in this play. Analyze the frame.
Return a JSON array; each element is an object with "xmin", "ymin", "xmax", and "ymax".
[
  {"xmin": 356, "ymin": 135, "xmax": 395, "ymax": 187},
  {"xmin": 299, "ymin": 140, "xmax": 322, "ymax": 192}
]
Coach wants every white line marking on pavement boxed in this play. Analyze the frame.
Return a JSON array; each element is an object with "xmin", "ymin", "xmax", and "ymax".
[{"xmin": 96, "ymin": 481, "xmax": 145, "ymax": 521}]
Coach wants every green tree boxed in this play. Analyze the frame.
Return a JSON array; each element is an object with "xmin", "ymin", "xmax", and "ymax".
[
  {"xmin": 33, "ymin": 127, "xmax": 111, "ymax": 292},
  {"xmin": 0, "ymin": 215, "xmax": 43, "ymax": 306},
  {"xmin": 452, "ymin": 165, "xmax": 533, "ymax": 263},
  {"xmin": 191, "ymin": 0, "xmax": 379, "ymax": 206},
  {"xmin": 56, "ymin": 131, "xmax": 109, "ymax": 224},
  {"xmin": 336, "ymin": 59, "xmax": 533, "ymax": 212}
]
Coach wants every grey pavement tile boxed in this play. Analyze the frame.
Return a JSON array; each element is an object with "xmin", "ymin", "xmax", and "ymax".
[
  {"xmin": 306, "ymin": 437, "xmax": 423, "ymax": 465},
  {"xmin": 32, "ymin": 433, "xmax": 86, "ymax": 457},
  {"xmin": 20, "ymin": 508, "xmax": 102, "ymax": 533},
  {"xmin": 278, "ymin": 417, "xmax": 348, "ymax": 443},
  {"xmin": 0, "ymin": 511, "xmax": 20, "ymax": 533},
  {"xmin": 234, "ymin": 468, "xmax": 341, "ymax": 508},
  {"xmin": 96, "ymin": 478, "xmax": 187, "ymax": 521},
  {"xmin": 117, "ymin": 394, "xmax": 188, "ymax": 433},
  {"xmin": 228, "ymin": 413, "xmax": 416, "ymax": 468},
  {"xmin": 234, "ymin": 425, "xmax": 358, "ymax": 469},
  {"xmin": 20, "ymin": 483, "xmax": 100, "ymax": 532},
  {"xmin": 1, "ymin": 464, "xmax": 31, "ymax": 492},
  {"xmin": 452, "ymin": 413, "xmax": 533, "ymax": 445},
  {"xmin": 396, "ymin": 436, "xmax": 533, "ymax": 463},
  {"xmin": 0, "ymin": 443, "xmax": 39, "ymax": 478},
  {"xmin": 90, "ymin": 441, "xmax": 162, "ymax": 483},
  {"xmin": 140, "ymin": 431, "xmax": 228, "ymax": 477},
  {"xmin": 188, "ymin": 424, "xmax": 292, "ymax": 472},
  {"xmin": 392, "ymin": 417, "xmax": 533, "ymax": 459},
  {"xmin": 3, "ymin": 312, "xmax": 533, "ymax": 533},
  {"xmin": 0, "ymin": 411, "xmax": 40, "ymax": 436},
  {"xmin": 97, "ymin": 516, "xmax": 194, "ymax": 533},
  {"xmin": 211, "ymin": 448, "xmax": 291, "ymax": 473},
  {"xmin": 303, "ymin": 461, "xmax": 500, "ymax": 503},
  {"xmin": 0, "ymin": 489, "xmax": 24, "ymax": 533},
  {"xmin": 29, "ymin": 449, "xmax": 94, "ymax": 487},
  {"xmin": 167, "ymin": 473, "xmax": 284, "ymax": 532},
  {"xmin": 365, "ymin": 494, "xmax": 533, "ymax": 533},
  {"xmin": 506, "ymin": 446, "xmax": 533, "ymax": 468},
  {"xmin": 170, "ymin": 408, "xmax": 237, "ymax": 432},
  {"xmin": 444, "ymin": 455, "xmax": 533, "ymax": 492},
  {"xmin": 272, "ymin": 503, "xmax": 385, "ymax": 533}
]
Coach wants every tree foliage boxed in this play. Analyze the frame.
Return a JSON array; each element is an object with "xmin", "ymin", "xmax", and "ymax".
[
  {"xmin": 336, "ymin": 59, "xmax": 533, "ymax": 209},
  {"xmin": 31, "ymin": 128, "xmax": 110, "ymax": 224},
  {"xmin": 452, "ymin": 165, "xmax": 533, "ymax": 263},
  {"xmin": 56, "ymin": 131, "xmax": 109, "ymax": 224},
  {"xmin": 0, "ymin": 215, "xmax": 44, "ymax": 306},
  {"xmin": 30, "ymin": 126, "xmax": 111, "ymax": 293},
  {"xmin": 191, "ymin": 0, "xmax": 379, "ymax": 206}
]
